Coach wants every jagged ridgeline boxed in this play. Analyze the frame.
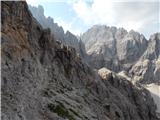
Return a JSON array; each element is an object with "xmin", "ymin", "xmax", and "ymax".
[
  {"xmin": 1, "ymin": 1, "xmax": 159, "ymax": 120},
  {"xmin": 29, "ymin": 5, "xmax": 160, "ymax": 84},
  {"xmin": 81, "ymin": 25, "xmax": 160, "ymax": 84},
  {"xmin": 28, "ymin": 4, "xmax": 87, "ymax": 61}
]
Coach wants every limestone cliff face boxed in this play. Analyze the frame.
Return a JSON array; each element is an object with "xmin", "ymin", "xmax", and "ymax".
[
  {"xmin": 81, "ymin": 25, "xmax": 148, "ymax": 72},
  {"xmin": 129, "ymin": 33, "xmax": 160, "ymax": 84},
  {"xmin": 1, "ymin": 1, "xmax": 159, "ymax": 120},
  {"xmin": 81, "ymin": 25, "xmax": 160, "ymax": 85},
  {"xmin": 142, "ymin": 33, "xmax": 160, "ymax": 60}
]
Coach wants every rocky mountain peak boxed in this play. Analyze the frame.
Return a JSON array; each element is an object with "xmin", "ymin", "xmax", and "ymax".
[
  {"xmin": 81, "ymin": 25, "xmax": 148, "ymax": 72},
  {"xmin": 127, "ymin": 29, "xmax": 145, "ymax": 41}
]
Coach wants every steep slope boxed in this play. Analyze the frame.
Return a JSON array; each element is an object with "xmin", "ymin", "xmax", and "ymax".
[
  {"xmin": 28, "ymin": 5, "xmax": 87, "ymax": 59},
  {"xmin": 81, "ymin": 25, "xmax": 148, "ymax": 72},
  {"xmin": 1, "ymin": 1, "xmax": 159, "ymax": 120}
]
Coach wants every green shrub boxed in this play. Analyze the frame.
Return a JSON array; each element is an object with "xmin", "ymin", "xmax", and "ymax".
[{"xmin": 48, "ymin": 103, "xmax": 75, "ymax": 120}]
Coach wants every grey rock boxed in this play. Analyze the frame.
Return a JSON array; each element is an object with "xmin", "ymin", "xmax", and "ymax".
[
  {"xmin": 142, "ymin": 33, "xmax": 160, "ymax": 60},
  {"xmin": 81, "ymin": 25, "xmax": 148, "ymax": 72},
  {"xmin": 116, "ymin": 30, "xmax": 148, "ymax": 63},
  {"xmin": 1, "ymin": 1, "xmax": 159, "ymax": 120},
  {"xmin": 129, "ymin": 33, "xmax": 160, "ymax": 84}
]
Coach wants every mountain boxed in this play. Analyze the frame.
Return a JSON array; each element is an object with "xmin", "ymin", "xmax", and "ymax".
[
  {"xmin": 81, "ymin": 25, "xmax": 160, "ymax": 116},
  {"xmin": 81, "ymin": 25, "xmax": 148, "ymax": 72},
  {"xmin": 28, "ymin": 5, "xmax": 87, "ymax": 60},
  {"xmin": 1, "ymin": 1, "xmax": 159, "ymax": 120},
  {"xmin": 81, "ymin": 25, "xmax": 160, "ymax": 83}
]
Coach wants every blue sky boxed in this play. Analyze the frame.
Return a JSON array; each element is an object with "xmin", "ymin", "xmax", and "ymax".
[{"xmin": 27, "ymin": 0, "xmax": 159, "ymax": 39}]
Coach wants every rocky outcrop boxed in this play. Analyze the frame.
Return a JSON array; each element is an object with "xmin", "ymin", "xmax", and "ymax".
[
  {"xmin": 98, "ymin": 68, "xmax": 159, "ymax": 120},
  {"xmin": 142, "ymin": 33, "xmax": 160, "ymax": 60},
  {"xmin": 1, "ymin": 1, "xmax": 159, "ymax": 120},
  {"xmin": 98, "ymin": 67, "xmax": 113, "ymax": 80},
  {"xmin": 129, "ymin": 33, "xmax": 160, "ymax": 84},
  {"xmin": 129, "ymin": 59, "xmax": 160, "ymax": 84}
]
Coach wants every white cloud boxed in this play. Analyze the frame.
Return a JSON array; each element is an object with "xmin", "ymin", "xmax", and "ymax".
[
  {"xmin": 27, "ymin": 0, "xmax": 159, "ymax": 38},
  {"xmin": 72, "ymin": 0, "xmax": 115, "ymax": 25},
  {"xmin": 117, "ymin": 21, "xmax": 143, "ymax": 31},
  {"xmin": 55, "ymin": 18, "xmax": 82, "ymax": 35},
  {"xmin": 70, "ymin": 0, "xmax": 159, "ymax": 38},
  {"xmin": 72, "ymin": 0, "xmax": 94, "ymax": 25}
]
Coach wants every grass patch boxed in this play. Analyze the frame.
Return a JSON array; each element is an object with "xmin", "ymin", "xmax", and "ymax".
[{"xmin": 48, "ymin": 103, "xmax": 75, "ymax": 120}]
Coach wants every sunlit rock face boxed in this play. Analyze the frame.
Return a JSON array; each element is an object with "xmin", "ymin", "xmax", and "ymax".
[
  {"xmin": 142, "ymin": 33, "xmax": 160, "ymax": 60},
  {"xmin": 129, "ymin": 33, "xmax": 160, "ymax": 84},
  {"xmin": 81, "ymin": 25, "xmax": 160, "ymax": 84},
  {"xmin": 81, "ymin": 25, "xmax": 148, "ymax": 72},
  {"xmin": 1, "ymin": 1, "xmax": 159, "ymax": 120}
]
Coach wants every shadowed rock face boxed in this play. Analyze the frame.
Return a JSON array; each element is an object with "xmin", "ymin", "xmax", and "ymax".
[
  {"xmin": 1, "ymin": 1, "xmax": 159, "ymax": 120},
  {"xmin": 28, "ymin": 5, "xmax": 87, "ymax": 60},
  {"xmin": 28, "ymin": 5, "xmax": 65, "ymax": 42}
]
